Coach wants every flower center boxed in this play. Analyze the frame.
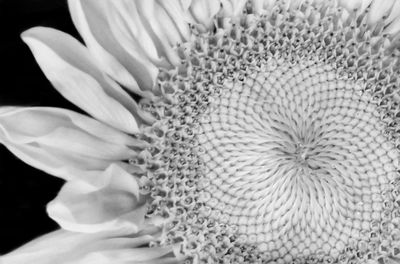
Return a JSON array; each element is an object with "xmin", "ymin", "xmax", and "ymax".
[
  {"xmin": 293, "ymin": 143, "xmax": 311, "ymax": 163},
  {"xmin": 137, "ymin": 1, "xmax": 400, "ymax": 263},
  {"xmin": 197, "ymin": 59, "xmax": 397, "ymax": 259}
]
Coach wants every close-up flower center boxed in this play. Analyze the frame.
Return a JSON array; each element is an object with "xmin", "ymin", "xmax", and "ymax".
[
  {"xmin": 198, "ymin": 59, "xmax": 397, "ymax": 260},
  {"xmin": 136, "ymin": 1, "xmax": 400, "ymax": 263}
]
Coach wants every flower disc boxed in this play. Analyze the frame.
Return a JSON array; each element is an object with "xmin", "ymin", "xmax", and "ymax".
[
  {"xmin": 199, "ymin": 59, "xmax": 398, "ymax": 259},
  {"xmin": 136, "ymin": 1, "xmax": 400, "ymax": 263}
]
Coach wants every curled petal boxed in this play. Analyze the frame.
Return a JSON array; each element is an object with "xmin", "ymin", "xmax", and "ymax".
[
  {"xmin": 189, "ymin": 0, "xmax": 221, "ymax": 28},
  {"xmin": 47, "ymin": 164, "xmax": 146, "ymax": 233},
  {"xmin": 66, "ymin": 0, "xmax": 140, "ymax": 94},
  {"xmin": 105, "ymin": 0, "xmax": 168, "ymax": 67},
  {"xmin": 106, "ymin": 0, "xmax": 191, "ymax": 69},
  {"xmin": 0, "ymin": 107, "xmax": 139, "ymax": 183},
  {"xmin": 131, "ymin": 0, "xmax": 186, "ymax": 66},
  {"xmin": 22, "ymin": 27, "xmax": 141, "ymax": 133},
  {"xmin": 68, "ymin": 0, "xmax": 158, "ymax": 93},
  {"xmin": 157, "ymin": 0, "xmax": 194, "ymax": 40},
  {"xmin": 1, "ymin": 229, "xmax": 181, "ymax": 264}
]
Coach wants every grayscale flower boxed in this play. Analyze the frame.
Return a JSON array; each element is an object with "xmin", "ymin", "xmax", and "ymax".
[{"xmin": 2, "ymin": 0, "xmax": 400, "ymax": 263}]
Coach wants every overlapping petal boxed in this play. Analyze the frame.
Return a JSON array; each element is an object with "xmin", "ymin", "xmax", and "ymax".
[
  {"xmin": 105, "ymin": 0, "xmax": 192, "ymax": 69},
  {"xmin": 68, "ymin": 0, "xmax": 159, "ymax": 94},
  {"xmin": 104, "ymin": 1, "xmax": 169, "ymax": 68},
  {"xmin": 21, "ymin": 27, "xmax": 147, "ymax": 133},
  {"xmin": 1, "ymin": 229, "xmax": 181, "ymax": 264},
  {"xmin": 47, "ymin": 164, "xmax": 146, "ymax": 233},
  {"xmin": 189, "ymin": 0, "xmax": 221, "ymax": 28},
  {"xmin": 119, "ymin": 0, "xmax": 189, "ymax": 67},
  {"xmin": 0, "ymin": 107, "xmax": 141, "ymax": 184},
  {"xmin": 157, "ymin": 0, "xmax": 195, "ymax": 40}
]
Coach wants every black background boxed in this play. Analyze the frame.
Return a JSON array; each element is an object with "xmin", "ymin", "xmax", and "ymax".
[{"xmin": 0, "ymin": 0, "xmax": 83, "ymax": 254}]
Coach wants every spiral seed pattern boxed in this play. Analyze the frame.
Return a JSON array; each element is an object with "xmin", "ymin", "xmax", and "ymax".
[
  {"xmin": 198, "ymin": 59, "xmax": 398, "ymax": 259},
  {"xmin": 135, "ymin": 1, "xmax": 400, "ymax": 263}
]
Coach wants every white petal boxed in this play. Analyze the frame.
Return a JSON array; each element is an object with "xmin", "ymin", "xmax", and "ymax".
[
  {"xmin": 0, "ymin": 107, "xmax": 136, "ymax": 159},
  {"xmin": 132, "ymin": 0, "xmax": 185, "ymax": 66},
  {"xmin": 0, "ymin": 107, "xmax": 138, "ymax": 183},
  {"xmin": 68, "ymin": 0, "xmax": 158, "ymax": 93},
  {"xmin": 180, "ymin": 0, "xmax": 193, "ymax": 10},
  {"xmin": 0, "ymin": 107, "xmax": 143, "ymax": 147},
  {"xmin": 47, "ymin": 164, "xmax": 146, "ymax": 233},
  {"xmin": 66, "ymin": 0, "xmax": 142, "ymax": 95},
  {"xmin": 104, "ymin": 0, "xmax": 170, "ymax": 68},
  {"xmin": 157, "ymin": 0, "xmax": 194, "ymax": 39},
  {"xmin": 22, "ymin": 27, "xmax": 140, "ymax": 133},
  {"xmin": 80, "ymin": 248, "xmax": 180, "ymax": 264},
  {"xmin": 189, "ymin": 0, "xmax": 221, "ymax": 28},
  {"xmin": 1, "ymin": 229, "xmax": 180, "ymax": 264}
]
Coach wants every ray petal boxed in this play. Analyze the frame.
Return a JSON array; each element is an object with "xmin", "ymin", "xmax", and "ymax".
[
  {"xmin": 1, "ymin": 229, "xmax": 180, "ymax": 264},
  {"xmin": 189, "ymin": 0, "xmax": 221, "ymax": 28},
  {"xmin": 68, "ymin": 0, "xmax": 158, "ymax": 94},
  {"xmin": 22, "ymin": 27, "xmax": 141, "ymax": 133},
  {"xmin": 131, "ymin": 0, "xmax": 188, "ymax": 67},
  {"xmin": 0, "ymin": 107, "xmax": 140, "ymax": 183},
  {"xmin": 157, "ymin": 0, "xmax": 194, "ymax": 40},
  {"xmin": 104, "ymin": 0, "xmax": 169, "ymax": 68},
  {"xmin": 47, "ymin": 164, "xmax": 147, "ymax": 233},
  {"xmin": 105, "ymin": 0, "xmax": 195, "ymax": 68}
]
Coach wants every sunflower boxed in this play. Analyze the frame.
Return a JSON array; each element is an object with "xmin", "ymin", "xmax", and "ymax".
[{"xmin": 2, "ymin": 0, "xmax": 400, "ymax": 263}]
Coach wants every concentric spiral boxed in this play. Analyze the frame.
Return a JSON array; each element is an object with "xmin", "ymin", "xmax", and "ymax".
[
  {"xmin": 136, "ymin": 1, "xmax": 400, "ymax": 263},
  {"xmin": 198, "ymin": 59, "xmax": 399, "ymax": 259}
]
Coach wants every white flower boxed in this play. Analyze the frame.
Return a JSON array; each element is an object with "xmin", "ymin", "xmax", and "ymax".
[{"xmin": 2, "ymin": 0, "xmax": 400, "ymax": 263}]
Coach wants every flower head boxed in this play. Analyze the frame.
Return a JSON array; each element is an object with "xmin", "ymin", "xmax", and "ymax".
[{"xmin": 2, "ymin": 0, "xmax": 400, "ymax": 263}]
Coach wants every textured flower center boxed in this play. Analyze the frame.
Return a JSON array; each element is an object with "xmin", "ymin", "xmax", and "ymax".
[
  {"xmin": 198, "ymin": 59, "xmax": 397, "ymax": 259},
  {"xmin": 137, "ymin": 1, "xmax": 400, "ymax": 263}
]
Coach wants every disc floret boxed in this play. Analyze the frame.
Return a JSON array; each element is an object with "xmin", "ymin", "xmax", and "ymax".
[{"xmin": 134, "ymin": 1, "xmax": 400, "ymax": 263}]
